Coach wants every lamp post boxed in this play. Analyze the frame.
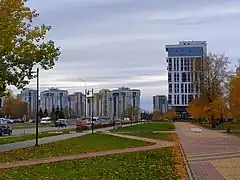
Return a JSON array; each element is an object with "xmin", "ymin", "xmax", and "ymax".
[
  {"xmin": 35, "ymin": 68, "xmax": 39, "ymax": 147},
  {"xmin": 87, "ymin": 88, "xmax": 94, "ymax": 134},
  {"xmin": 79, "ymin": 79, "xmax": 87, "ymax": 120}
]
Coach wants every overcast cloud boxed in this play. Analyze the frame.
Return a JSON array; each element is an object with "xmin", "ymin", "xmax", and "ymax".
[{"xmin": 14, "ymin": 0, "xmax": 240, "ymax": 109}]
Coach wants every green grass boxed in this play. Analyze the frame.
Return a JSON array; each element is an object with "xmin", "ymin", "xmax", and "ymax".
[
  {"xmin": 0, "ymin": 129, "xmax": 73, "ymax": 145},
  {"xmin": 1, "ymin": 148, "xmax": 180, "ymax": 180},
  {"xmin": 0, "ymin": 133, "xmax": 152, "ymax": 163},
  {"xmin": 123, "ymin": 132, "xmax": 176, "ymax": 141},
  {"xmin": 114, "ymin": 122, "xmax": 175, "ymax": 132}
]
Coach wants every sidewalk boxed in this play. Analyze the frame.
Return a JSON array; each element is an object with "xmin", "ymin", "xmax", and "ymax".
[{"xmin": 175, "ymin": 122, "xmax": 240, "ymax": 180}]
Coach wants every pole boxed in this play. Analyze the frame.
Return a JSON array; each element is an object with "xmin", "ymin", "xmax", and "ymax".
[
  {"xmin": 91, "ymin": 88, "xmax": 94, "ymax": 134},
  {"xmin": 35, "ymin": 68, "xmax": 39, "ymax": 147},
  {"xmin": 84, "ymin": 89, "xmax": 87, "ymax": 120}
]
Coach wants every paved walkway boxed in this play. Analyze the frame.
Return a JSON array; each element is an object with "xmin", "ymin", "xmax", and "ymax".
[
  {"xmin": 0, "ymin": 132, "xmax": 174, "ymax": 169},
  {"xmin": 175, "ymin": 122, "xmax": 240, "ymax": 180}
]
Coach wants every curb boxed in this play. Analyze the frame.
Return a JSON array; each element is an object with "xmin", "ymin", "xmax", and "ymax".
[{"xmin": 178, "ymin": 142, "xmax": 195, "ymax": 180}]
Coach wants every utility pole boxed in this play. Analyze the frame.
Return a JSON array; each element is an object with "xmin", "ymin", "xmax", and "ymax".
[
  {"xmin": 91, "ymin": 88, "xmax": 94, "ymax": 134},
  {"xmin": 35, "ymin": 68, "xmax": 39, "ymax": 147}
]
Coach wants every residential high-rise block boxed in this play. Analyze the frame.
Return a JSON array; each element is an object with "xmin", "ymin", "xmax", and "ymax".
[
  {"xmin": 166, "ymin": 41, "xmax": 207, "ymax": 118},
  {"xmin": 108, "ymin": 87, "xmax": 141, "ymax": 120},
  {"xmin": 68, "ymin": 92, "xmax": 85, "ymax": 118},
  {"xmin": 153, "ymin": 95, "xmax": 167, "ymax": 114},
  {"xmin": 40, "ymin": 88, "xmax": 68, "ymax": 115},
  {"xmin": 19, "ymin": 89, "xmax": 38, "ymax": 118}
]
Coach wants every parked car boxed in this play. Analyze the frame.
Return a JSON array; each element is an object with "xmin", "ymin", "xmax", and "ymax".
[
  {"xmin": 6, "ymin": 119, "xmax": 14, "ymax": 124},
  {"xmin": 40, "ymin": 117, "xmax": 51, "ymax": 125},
  {"xmin": 0, "ymin": 124, "xmax": 12, "ymax": 136},
  {"xmin": 55, "ymin": 119, "xmax": 67, "ymax": 127}
]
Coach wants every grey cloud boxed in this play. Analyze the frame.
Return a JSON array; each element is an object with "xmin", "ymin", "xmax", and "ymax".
[{"xmin": 16, "ymin": 0, "xmax": 240, "ymax": 110}]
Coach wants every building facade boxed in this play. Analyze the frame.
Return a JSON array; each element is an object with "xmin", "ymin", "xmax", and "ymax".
[
  {"xmin": 153, "ymin": 95, "xmax": 168, "ymax": 114},
  {"xmin": 40, "ymin": 88, "xmax": 68, "ymax": 115},
  {"xmin": 86, "ymin": 89, "xmax": 109, "ymax": 118},
  {"xmin": 166, "ymin": 41, "xmax": 207, "ymax": 117},
  {"xmin": 19, "ymin": 89, "xmax": 38, "ymax": 118},
  {"xmin": 68, "ymin": 92, "xmax": 85, "ymax": 118},
  {"xmin": 108, "ymin": 87, "xmax": 141, "ymax": 120}
]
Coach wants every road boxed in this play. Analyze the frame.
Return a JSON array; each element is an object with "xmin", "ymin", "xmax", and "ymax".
[
  {"xmin": 9, "ymin": 119, "xmax": 111, "ymax": 136},
  {"xmin": 0, "ymin": 123, "xmax": 138, "ymax": 152},
  {"xmin": 11, "ymin": 125, "xmax": 76, "ymax": 136}
]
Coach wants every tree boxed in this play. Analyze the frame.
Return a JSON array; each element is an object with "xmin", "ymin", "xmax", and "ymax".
[
  {"xmin": 55, "ymin": 106, "xmax": 60, "ymax": 121},
  {"xmin": 193, "ymin": 53, "xmax": 230, "ymax": 127},
  {"xmin": 0, "ymin": 0, "xmax": 60, "ymax": 96},
  {"xmin": 59, "ymin": 108, "xmax": 65, "ymax": 119},
  {"xmin": 187, "ymin": 98, "xmax": 205, "ymax": 122},
  {"xmin": 50, "ymin": 106, "xmax": 56, "ymax": 122},
  {"xmin": 162, "ymin": 109, "xmax": 177, "ymax": 121},
  {"xmin": 152, "ymin": 111, "xmax": 161, "ymax": 121},
  {"xmin": 200, "ymin": 54, "xmax": 230, "ymax": 104},
  {"xmin": 3, "ymin": 97, "xmax": 27, "ymax": 118},
  {"xmin": 44, "ymin": 108, "xmax": 48, "ymax": 117},
  {"xmin": 228, "ymin": 75, "xmax": 240, "ymax": 121},
  {"xmin": 38, "ymin": 108, "xmax": 43, "ymax": 119}
]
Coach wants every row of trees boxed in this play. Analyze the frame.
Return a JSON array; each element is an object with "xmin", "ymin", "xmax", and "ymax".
[
  {"xmin": 152, "ymin": 109, "xmax": 177, "ymax": 121},
  {"xmin": 187, "ymin": 53, "xmax": 240, "ymax": 127}
]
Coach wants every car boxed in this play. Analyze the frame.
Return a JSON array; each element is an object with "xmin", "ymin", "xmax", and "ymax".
[
  {"xmin": 55, "ymin": 119, "xmax": 67, "ymax": 127},
  {"xmin": 0, "ymin": 124, "xmax": 12, "ymax": 136}
]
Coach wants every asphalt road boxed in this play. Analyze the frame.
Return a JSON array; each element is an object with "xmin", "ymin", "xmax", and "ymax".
[{"xmin": 11, "ymin": 125, "xmax": 76, "ymax": 136}]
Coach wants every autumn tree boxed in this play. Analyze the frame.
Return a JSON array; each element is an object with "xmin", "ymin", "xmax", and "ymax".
[
  {"xmin": 152, "ymin": 111, "xmax": 161, "ymax": 121},
  {"xmin": 228, "ymin": 75, "xmax": 240, "ymax": 121},
  {"xmin": 162, "ymin": 109, "xmax": 177, "ymax": 121},
  {"xmin": 187, "ymin": 98, "xmax": 205, "ymax": 122},
  {"xmin": 3, "ymin": 97, "xmax": 27, "ymax": 118},
  {"xmin": 194, "ymin": 53, "xmax": 230, "ymax": 127},
  {"xmin": 0, "ymin": 0, "xmax": 60, "ymax": 96}
]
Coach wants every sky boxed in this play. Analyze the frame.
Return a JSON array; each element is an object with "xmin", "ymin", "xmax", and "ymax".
[{"xmin": 13, "ymin": 0, "xmax": 240, "ymax": 109}]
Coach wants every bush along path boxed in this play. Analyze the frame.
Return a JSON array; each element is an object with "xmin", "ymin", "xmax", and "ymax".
[{"xmin": 0, "ymin": 132, "xmax": 175, "ymax": 169}]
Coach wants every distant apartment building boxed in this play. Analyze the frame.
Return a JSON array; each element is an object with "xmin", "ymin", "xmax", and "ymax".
[
  {"xmin": 108, "ymin": 87, "xmax": 141, "ymax": 120},
  {"xmin": 40, "ymin": 88, "xmax": 68, "ymax": 115},
  {"xmin": 166, "ymin": 41, "xmax": 207, "ymax": 118},
  {"xmin": 19, "ymin": 89, "xmax": 38, "ymax": 118},
  {"xmin": 153, "ymin": 95, "xmax": 167, "ymax": 114},
  {"xmin": 68, "ymin": 92, "xmax": 86, "ymax": 118},
  {"xmin": 86, "ymin": 89, "xmax": 109, "ymax": 118}
]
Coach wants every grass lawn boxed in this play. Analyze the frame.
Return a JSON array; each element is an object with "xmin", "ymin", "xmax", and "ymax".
[
  {"xmin": 114, "ymin": 122, "xmax": 175, "ymax": 132},
  {"xmin": 0, "ymin": 129, "xmax": 73, "ymax": 145},
  {"xmin": 1, "ymin": 148, "xmax": 181, "ymax": 180},
  {"xmin": 123, "ymin": 132, "xmax": 176, "ymax": 141},
  {"xmin": 0, "ymin": 133, "xmax": 152, "ymax": 163}
]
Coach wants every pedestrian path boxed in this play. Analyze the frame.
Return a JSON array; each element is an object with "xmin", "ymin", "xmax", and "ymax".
[
  {"xmin": 0, "ymin": 132, "xmax": 174, "ymax": 169},
  {"xmin": 175, "ymin": 122, "xmax": 240, "ymax": 180}
]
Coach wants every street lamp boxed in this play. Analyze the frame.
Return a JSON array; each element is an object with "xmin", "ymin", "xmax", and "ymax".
[
  {"xmin": 86, "ymin": 88, "xmax": 94, "ymax": 134},
  {"xmin": 79, "ymin": 79, "xmax": 87, "ymax": 120},
  {"xmin": 33, "ymin": 68, "xmax": 39, "ymax": 147}
]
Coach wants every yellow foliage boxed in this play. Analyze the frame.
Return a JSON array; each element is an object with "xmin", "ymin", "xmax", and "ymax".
[
  {"xmin": 187, "ymin": 98, "xmax": 205, "ymax": 120},
  {"xmin": 229, "ymin": 76, "xmax": 240, "ymax": 119}
]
